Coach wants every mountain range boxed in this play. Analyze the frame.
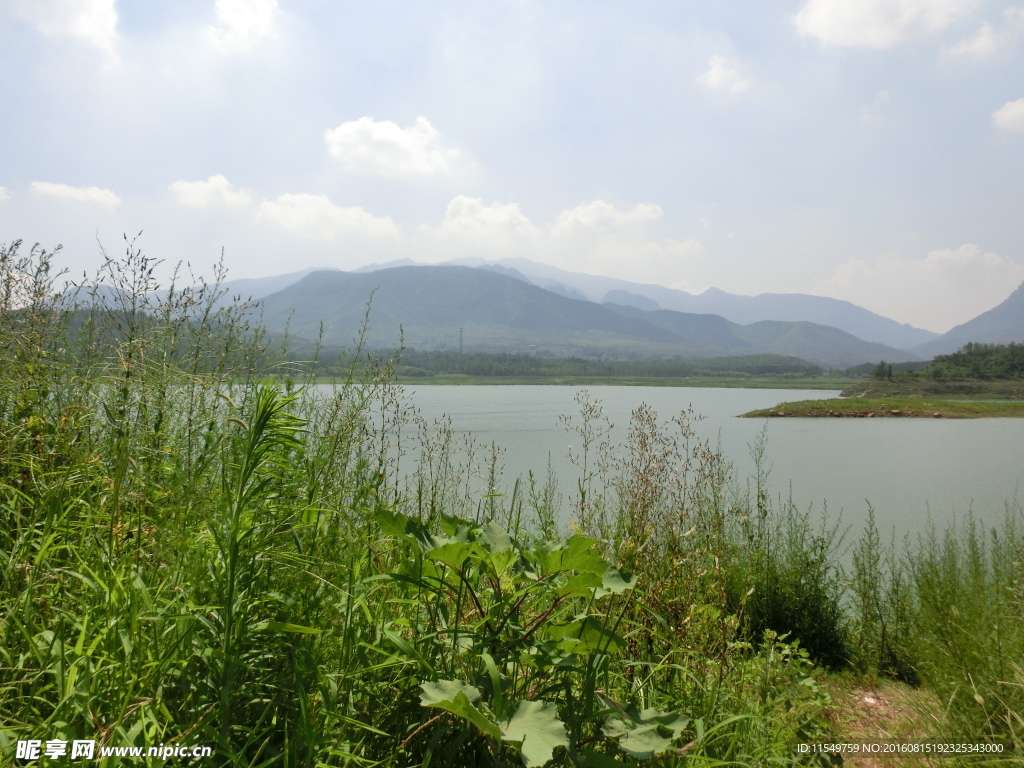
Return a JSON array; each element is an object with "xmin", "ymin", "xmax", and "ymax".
[
  {"xmin": 254, "ymin": 266, "xmax": 921, "ymax": 368},
  {"xmin": 322, "ymin": 257, "xmax": 941, "ymax": 351},
  {"xmin": 912, "ymin": 280, "xmax": 1024, "ymax": 357}
]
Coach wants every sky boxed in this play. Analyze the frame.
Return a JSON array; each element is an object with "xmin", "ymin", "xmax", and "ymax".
[{"xmin": 1, "ymin": 0, "xmax": 1023, "ymax": 333}]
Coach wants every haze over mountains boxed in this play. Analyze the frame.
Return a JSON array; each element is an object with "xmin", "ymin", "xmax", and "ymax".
[
  {"xmin": 212, "ymin": 258, "xmax": 1024, "ymax": 367},
  {"xmin": 304, "ymin": 257, "xmax": 941, "ymax": 351},
  {"xmin": 255, "ymin": 266, "xmax": 920, "ymax": 368},
  {"xmin": 914, "ymin": 280, "xmax": 1024, "ymax": 357}
]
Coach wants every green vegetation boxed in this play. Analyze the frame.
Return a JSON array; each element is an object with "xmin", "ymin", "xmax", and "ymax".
[
  {"xmin": 389, "ymin": 373, "xmax": 852, "ymax": 389},
  {"xmin": 742, "ymin": 397, "xmax": 1024, "ymax": 418},
  {"xmin": 1, "ymin": 240, "xmax": 1022, "ymax": 766},
  {"xmin": 255, "ymin": 266, "xmax": 916, "ymax": 368},
  {"xmin": 291, "ymin": 348, "xmax": 853, "ymax": 388},
  {"xmin": 843, "ymin": 343, "xmax": 1024, "ymax": 399}
]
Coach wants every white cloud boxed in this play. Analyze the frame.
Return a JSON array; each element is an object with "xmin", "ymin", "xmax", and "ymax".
[
  {"xmin": 697, "ymin": 56, "xmax": 751, "ymax": 95},
  {"xmin": 0, "ymin": 187, "xmax": 9, "ymax": 202},
  {"xmin": 794, "ymin": 0, "xmax": 978, "ymax": 48},
  {"xmin": 992, "ymin": 98, "xmax": 1024, "ymax": 130},
  {"xmin": 8, "ymin": 0, "xmax": 117, "ymax": 53},
  {"xmin": 257, "ymin": 193, "xmax": 398, "ymax": 240},
  {"xmin": 949, "ymin": 22, "xmax": 1000, "ymax": 55},
  {"xmin": 205, "ymin": 0, "xmax": 279, "ymax": 53},
  {"xmin": 551, "ymin": 200, "xmax": 662, "ymax": 235},
  {"xmin": 543, "ymin": 200, "xmax": 701, "ymax": 286},
  {"xmin": 420, "ymin": 197, "xmax": 539, "ymax": 258},
  {"xmin": 170, "ymin": 175, "xmax": 253, "ymax": 207},
  {"xmin": 815, "ymin": 244, "xmax": 1024, "ymax": 332},
  {"xmin": 949, "ymin": 8, "xmax": 1024, "ymax": 56},
  {"xmin": 30, "ymin": 181, "xmax": 121, "ymax": 208},
  {"xmin": 324, "ymin": 117, "xmax": 461, "ymax": 176},
  {"xmin": 435, "ymin": 196, "xmax": 538, "ymax": 238}
]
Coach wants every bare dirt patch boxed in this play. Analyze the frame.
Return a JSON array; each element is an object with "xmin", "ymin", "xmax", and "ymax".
[{"xmin": 824, "ymin": 678, "xmax": 944, "ymax": 766}]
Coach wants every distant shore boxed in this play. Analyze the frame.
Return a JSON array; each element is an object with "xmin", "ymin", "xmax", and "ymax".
[
  {"xmin": 841, "ymin": 378, "xmax": 1024, "ymax": 400},
  {"xmin": 375, "ymin": 374, "xmax": 854, "ymax": 389},
  {"xmin": 742, "ymin": 396, "xmax": 1024, "ymax": 418}
]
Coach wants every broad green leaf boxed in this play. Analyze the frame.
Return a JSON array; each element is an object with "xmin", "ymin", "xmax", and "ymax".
[
  {"xmin": 555, "ymin": 571, "xmax": 602, "ymax": 598},
  {"xmin": 595, "ymin": 567, "xmax": 637, "ymax": 597},
  {"xmin": 602, "ymin": 706, "xmax": 689, "ymax": 760},
  {"xmin": 500, "ymin": 700, "xmax": 569, "ymax": 767},
  {"xmin": 419, "ymin": 680, "xmax": 501, "ymax": 739},
  {"xmin": 376, "ymin": 508, "xmax": 437, "ymax": 551},
  {"xmin": 538, "ymin": 535, "xmax": 607, "ymax": 576},
  {"xmin": 479, "ymin": 520, "xmax": 514, "ymax": 552},
  {"xmin": 617, "ymin": 724, "xmax": 672, "ymax": 759},
  {"xmin": 548, "ymin": 616, "xmax": 625, "ymax": 654},
  {"xmin": 426, "ymin": 541, "xmax": 476, "ymax": 570},
  {"xmin": 637, "ymin": 708, "xmax": 688, "ymax": 739},
  {"xmin": 375, "ymin": 507, "xmax": 411, "ymax": 538}
]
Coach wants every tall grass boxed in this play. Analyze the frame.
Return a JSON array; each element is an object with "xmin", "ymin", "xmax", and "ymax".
[{"xmin": 0, "ymin": 238, "xmax": 1019, "ymax": 765}]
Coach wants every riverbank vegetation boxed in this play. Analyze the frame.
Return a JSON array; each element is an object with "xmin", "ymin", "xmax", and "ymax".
[
  {"xmin": 288, "ymin": 347, "xmax": 854, "ymax": 389},
  {"xmin": 1, "ymin": 240, "xmax": 1022, "ymax": 766},
  {"xmin": 842, "ymin": 343, "xmax": 1024, "ymax": 399},
  {"xmin": 742, "ymin": 397, "xmax": 1024, "ymax": 418}
]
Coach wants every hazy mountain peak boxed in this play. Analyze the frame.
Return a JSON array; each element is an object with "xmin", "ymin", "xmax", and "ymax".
[{"xmin": 913, "ymin": 278, "xmax": 1024, "ymax": 356}]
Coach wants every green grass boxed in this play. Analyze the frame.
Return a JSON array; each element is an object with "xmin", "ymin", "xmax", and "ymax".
[
  {"xmin": 841, "ymin": 378, "xmax": 1024, "ymax": 400},
  {"xmin": 1, "ymin": 239, "xmax": 1021, "ymax": 766},
  {"xmin": 742, "ymin": 396, "xmax": 1024, "ymax": 418}
]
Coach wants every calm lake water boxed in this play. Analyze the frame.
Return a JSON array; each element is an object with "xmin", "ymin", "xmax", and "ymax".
[{"xmin": 368, "ymin": 385, "xmax": 1024, "ymax": 541}]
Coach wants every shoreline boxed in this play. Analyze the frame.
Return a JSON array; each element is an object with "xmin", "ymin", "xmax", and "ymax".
[
  {"xmin": 742, "ymin": 396, "xmax": 1024, "ymax": 418},
  {"xmin": 312, "ymin": 374, "xmax": 856, "ymax": 389}
]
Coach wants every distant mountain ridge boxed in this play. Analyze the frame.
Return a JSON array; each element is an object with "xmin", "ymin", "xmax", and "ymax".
[
  {"xmin": 913, "ymin": 279, "xmax": 1024, "ymax": 356},
  {"xmin": 350, "ymin": 257, "xmax": 938, "ymax": 350},
  {"xmin": 254, "ymin": 265, "xmax": 919, "ymax": 368},
  {"xmin": 467, "ymin": 258, "xmax": 939, "ymax": 350}
]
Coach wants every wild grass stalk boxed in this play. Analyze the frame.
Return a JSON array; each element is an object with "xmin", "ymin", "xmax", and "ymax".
[{"xmin": 1, "ymin": 238, "xmax": 1020, "ymax": 766}]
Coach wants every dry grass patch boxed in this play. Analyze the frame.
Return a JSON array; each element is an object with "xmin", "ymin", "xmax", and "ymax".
[{"xmin": 824, "ymin": 676, "xmax": 946, "ymax": 767}]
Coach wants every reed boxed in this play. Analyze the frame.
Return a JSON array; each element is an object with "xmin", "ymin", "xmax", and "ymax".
[{"xmin": 0, "ymin": 239, "xmax": 1018, "ymax": 766}]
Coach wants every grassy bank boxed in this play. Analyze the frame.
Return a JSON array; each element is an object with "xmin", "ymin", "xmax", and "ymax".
[
  {"xmin": 841, "ymin": 379, "xmax": 1024, "ymax": 400},
  {"xmin": 1, "ymin": 241, "xmax": 1022, "ymax": 766},
  {"xmin": 842, "ymin": 344, "xmax": 1024, "ymax": 400},
  {"xmin": 742, "ymin": 397, "xmax": 1024, "ymax": 418}
]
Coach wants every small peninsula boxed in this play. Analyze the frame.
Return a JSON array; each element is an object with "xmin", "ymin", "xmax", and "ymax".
[{"xmin": 743, "ymin": 343, "xmax": 1024, "ymax": 418}]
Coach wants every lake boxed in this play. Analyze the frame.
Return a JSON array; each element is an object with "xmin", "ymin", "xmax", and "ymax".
[{"xmin": 370, "ymin": 385, "xmax": 1024, "ymax": 541}]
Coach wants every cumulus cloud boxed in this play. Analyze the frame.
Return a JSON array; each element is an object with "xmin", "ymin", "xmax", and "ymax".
[
  {"xmin": 815, "ymin": 244, "xmax": 1024, "ymax": 332},
  {"xmin": 949, "ymin": 22, "xmax": 1000, "ymax": 55},
  {"xmin": 433, "ymin": 196, "xmax": 539, "ymax": 239},
  {"xmin": 7, "ymin": 0, "xmax": 117, "ymax": 53},
  {"xmin": 419, "ymin": 196, "xmax": 693, "ymax": 284},
  {"xmin": 0, "ymin": 187, "xmax": 9, "ymax": 202},
  {"xmin": 949, "ymin": 8, "xmax": 1024, "ymax": 56},
  {"xmin": 697, "ymin": 56, "xmax": 751, "ymax": 95},
  {"xmin": 324, "ymin": 117, "xmax": 461, "ymax": 176},
  {"xmin": 418, "ymin": 196, "xmax": 539, "ymax": 259},
  {"xmin": 258, "ymin": 193, "xmax": 398, "ymax": 240},
  {"xmin": 992, "ymin": 98, "xmax": 1024, "ymax": 130},
  {"xmin": 30, "ymin": 181, "xmax": 121, "ymax": 208},
  {"xmin": 542, "ymin": 199, "xmax": 702, "ymax": 286},
  {"xmin": 170, "ymin": 175, "xmax": 253, "ymax": 207},
  {"xmin": 794, "ymin": 0, "xmax": 978, "ymax": 48},
  {"xmin": 551, "ymin": 200, "xmax": 662, "ymax": 235},
  {"xmin": 205, "ymin": 0, "xmax": 279, "ymax": 53}
]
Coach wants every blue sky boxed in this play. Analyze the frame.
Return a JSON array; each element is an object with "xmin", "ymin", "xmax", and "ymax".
[{"xmin": 1, "ymin": 0, "xmax": 1022, "ymax": 332}]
